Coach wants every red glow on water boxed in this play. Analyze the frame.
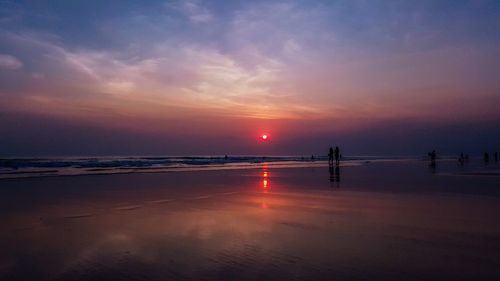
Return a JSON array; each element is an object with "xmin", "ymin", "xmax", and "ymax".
[{"xmin": 260, "ymin": 167, "xmax": 270, "ymax": 192}]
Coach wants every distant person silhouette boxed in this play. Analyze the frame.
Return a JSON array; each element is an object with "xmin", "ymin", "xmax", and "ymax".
[
  {"xmin": 428, "ymin": 150, "xmax": 436, "ymax": 161},
  {"xmin": 458, "ymin": 152, "xmax": 464, "ymax": 165},
  {"xmin": 328, "ymin": 147, "xmax": 334, "ymax": 165},
  {"xmin": 495, "ymin": 152, "xmax": 498, "ymax": 164},
  {"xmin": 428, "ymin": 150, "xmax": 437, "ymax": 167},
  {"xmin": 428, "ymin": 150, "xmax": 437, "ymax": 161},
  {"xmin": 334, "ymin": 146, "xmax": 340, "ymax": 166},
  {"xmin": 484, "ymin": 152, "xmax": 489, "ymax": 164}
]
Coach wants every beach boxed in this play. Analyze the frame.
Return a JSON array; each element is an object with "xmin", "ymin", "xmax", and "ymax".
[{"xmin": 1, "ymin": 159, "xmax": 500, "ymax": 280}]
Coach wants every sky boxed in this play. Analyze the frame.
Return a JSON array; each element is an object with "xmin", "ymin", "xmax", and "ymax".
[{"xmin": 0, "ymin": 0, "xmax": 499, "ymax": 156}]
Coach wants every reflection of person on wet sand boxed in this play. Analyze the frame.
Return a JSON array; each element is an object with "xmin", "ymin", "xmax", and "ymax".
[
  {"xmin": 335, "ymin": 165, "xmax": 340, "ymax": 182},
  {"xmin": 329, "ymin": 165, "xmax": 334, "ymax": 182},
  {"xmin": 328, "ymin": 163, "xmax": 341, "ymax": 185}
]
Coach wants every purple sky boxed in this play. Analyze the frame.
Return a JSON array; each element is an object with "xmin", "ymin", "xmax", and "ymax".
[{"xmin": 1, "ymin": 1, "xmax": 499, "ymax": 156}]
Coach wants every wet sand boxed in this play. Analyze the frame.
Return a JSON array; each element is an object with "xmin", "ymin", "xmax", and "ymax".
[{"xmin": 1, "ymin": 160, "xmax": 500, "ymax": 280}]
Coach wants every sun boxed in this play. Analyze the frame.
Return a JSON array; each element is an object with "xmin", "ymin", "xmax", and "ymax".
[{"xmin": 261, "ymin": 134, "xmax": 269, "ymax": 141}]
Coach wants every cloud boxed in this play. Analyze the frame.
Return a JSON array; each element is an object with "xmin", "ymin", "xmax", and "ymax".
[
  {"xmin": 0, "ymin": 30, "xmax": 309, "ymax": 120},
  {"xmin": 52, "ymin": 44, "xmax": 295, "ymax": 118},
  {"xmin": 1, "ymin": 1, "xmax": 499, "ymax": 129},
  {"xmin": 165, "ymin": 0, "xmax": 214, "ymax": 24},
  {"xmin": 31, "ymin": 72, "xmax": 45, "ymax": 79},
  {"xmin": 0, "ymin": 54, "xmax": 22, "ymax": 70}
]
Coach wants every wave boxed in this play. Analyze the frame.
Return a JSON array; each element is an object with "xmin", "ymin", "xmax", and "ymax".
[{"xmin": 0, "ymin": 155, "xmax": 415, "ymax": 179}]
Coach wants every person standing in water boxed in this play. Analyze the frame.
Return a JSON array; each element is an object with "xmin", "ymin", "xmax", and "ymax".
[{"xmin": 334, "ymin": 146, "xmax": 340, "ymax": 166}]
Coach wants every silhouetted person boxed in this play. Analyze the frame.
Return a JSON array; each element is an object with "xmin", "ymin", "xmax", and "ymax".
[
  {"xmin": 428, "ymin": 150, "xmax": 436, "ymax": 161},
  {"xmin": 328, "ymin": 147, "xmax": 334, "ymax": 165},
  {"xmin": 311, "ymin": 155, "xmax": 315, "ymax": 161},
  {"xmin": 458, "ymin": 152, "xmax": 464, "ymax": 165},
  {"xmin": 428, "ymin": 150, "xmax": 437, "ymax": 169},
  {"xmin": 484, "ymin": 152, "xmax": 489, "ymax": 164},
  {"xmin": 429, "ymin": 150, "xmax": 437, "ymax": 161},
  {"xmin": 495, "ymin": 152, "xmax": 498, "ymax": 164},
  {"xmin": 334, "ymin": 146, "xmax": 340, "ymax": 166},
  {"xmin": 224, "ymin": 155, "xmax": 228, "ymax": 160}
]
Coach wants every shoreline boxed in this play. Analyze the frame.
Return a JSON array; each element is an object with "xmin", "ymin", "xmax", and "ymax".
[{"xmin": 0, "ymin": 158, "xmax": 466, "ymax": 180}]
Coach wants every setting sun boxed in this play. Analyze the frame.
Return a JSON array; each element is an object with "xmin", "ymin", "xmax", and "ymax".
[{"xmin": 261, "ymin": 134, "xmax": 269, "ymax": 141}]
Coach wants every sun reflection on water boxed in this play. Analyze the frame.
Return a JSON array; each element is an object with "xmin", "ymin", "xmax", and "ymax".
[
  {"xmin": 260, "ymin": 166, "xmax": 270, "ymax": 208},
  {"xmin": 261, "ymin": 167, "xmax": 269, "ymax": 192}
]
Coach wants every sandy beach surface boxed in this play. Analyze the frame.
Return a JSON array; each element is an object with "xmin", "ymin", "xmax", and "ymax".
[{"xmin": 1, "ymin": 159, "xmax": 500, "ymax": 280}]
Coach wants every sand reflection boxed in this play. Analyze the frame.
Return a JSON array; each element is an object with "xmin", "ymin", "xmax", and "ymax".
[{"xmin": 1, "ymin": 162, "xmax": 500, "ymax": 280}]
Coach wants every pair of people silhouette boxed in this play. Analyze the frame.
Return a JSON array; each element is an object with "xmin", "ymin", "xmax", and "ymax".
[
  {"xmin": 328, "ymin": 146, "xmax": 340, "ymax": 166},
  {"xmin": 327, "ymin": 147, "xmax": 341, "ymax": 184}
]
